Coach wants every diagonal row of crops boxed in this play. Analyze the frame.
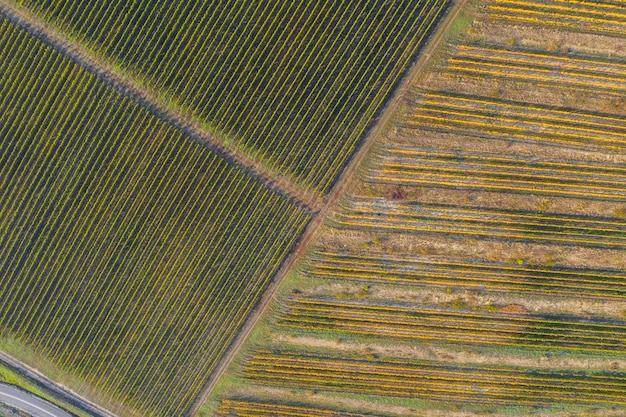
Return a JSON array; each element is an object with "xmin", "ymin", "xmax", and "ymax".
[
  {"xmin": 216, "ymin": 399, "xmax": 378, "ymax": 417},
  {"xmin": 310, "ymin": 251, "xmax": 626, "ymax": 299},
  {"xmin": 246, "ymin": 350, "xmax": 626, "ymax": 406},
  {"xmin": 210, "ymin": 1, "xmax": 626, "ymax": 414},
  {"xmin": 445, "ymin": 44, "xmax": 626, "ymax": 94},
  {"xmin": 279, "ymin": 297, "xmax": 626, "ymax": 352},
  {"xmin": 334, "ymin": 198, "xmax": 626, "ymax": 249},
  {"xmin": 18, "ymin": 0, "xmax": 453, "ymax": 193},
  {"xmin": 0, "ymin": 16, "xmax": 310, "ymax": 417},
  {"xmin": 487, "ymin": 0, "xmax": 626, "ymax": 37},
  {"xmin": 368, "ymin": 146, "xmax": 626, "ymax": 200},
  {"xmin": 405, "ymin": 91, "xmax": 626, "ymax": 151}
]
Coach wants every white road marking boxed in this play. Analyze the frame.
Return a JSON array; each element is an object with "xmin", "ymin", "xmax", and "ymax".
[{"xmin": 0, "ymin": 390, "xmax": 66, "ymax": 417}]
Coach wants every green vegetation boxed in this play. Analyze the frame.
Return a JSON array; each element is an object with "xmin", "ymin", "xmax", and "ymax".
[
  {"xmin": 0, "ymin": 363, "xmax": 89, "ymax": 417},
  {"xmin": 209, "ymin": 1, "xmax": 626, "ymax": 416},
  {"xmin": 0, "ymin": 17, "xmax": 308, "ymax": 417},
  {"xmin": 246, "ymin": 348, "xmax": 626, "ymax": 406},
  {"xmin": 279, "ymin": 296, "xmax": 626, "ymax": 354},
  {"xmin": 19, "ymin": 0, "xmax": 453, "ymax": 193},
  {"xmin": 216, "ymin": 398, "xmax": 387, "ymax": 417}
]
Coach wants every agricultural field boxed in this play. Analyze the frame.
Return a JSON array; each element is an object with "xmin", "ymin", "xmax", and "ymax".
[
  {"xmin": 0, "ymin": 15, "xmax": 310, "ymax": 417},
  {"xmin": 207, "ymin": 0, "xmax": 626, "ymax": 416},
  {"xmin": 2, "ymin": 0, "xmax": 625, "ymax": 416},
  {"xmin": 14, "ymin": 0, "xmax": 453, "ymax": 193}
]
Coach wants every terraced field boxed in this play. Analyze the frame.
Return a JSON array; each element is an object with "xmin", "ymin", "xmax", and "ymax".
[
  {"xmin": 487, "ymin": 0, "xmax": 626, "ymax": 36},
  {"xmin": 216, "ymin": 399, "xmax": 384, "ymax": 417},
  {"xmin": 16, "ymin": 0, "xmax": 452, "ymax": 192},
  {"xmin": 2, "ymin": 0, "xmax": 625, "ymax": 416},
  {"xmin": 0, "ymin": 16, "xmax": 309, "ymax": 417},
  {"xmin": 310, "ymin": 251, "xmax": 626, "ymax": 299},
  {"xmin": 247, "ymin": 349, "xmax": 626, "ymax": 406},
  {"xmin": 208, "ymin": 1, "xmax": 626, "ymax": 416},
  {"xmin": 406, "ymin": 91, "xmax": 626, "ymax": 150},
  {"xmin": 280, "ymin": 297, "xmax": 626, "ymax": 353},
  {"xmin": 445, "ymin": 45, "xmax": 626, "ymax": 94}
]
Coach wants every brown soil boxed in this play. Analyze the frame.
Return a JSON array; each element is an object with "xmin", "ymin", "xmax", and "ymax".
[
  {"xmin": 273, "ymin": 335, "xmax": 626, "ymax": 374},
  {"xmin": 472, "ymin": 21, "xmax": 626, "ymax": 58},
  {"xmin": 306, "ymin": 281, "xmax": 626, "ymax": 318},
  {"xmin": 316, "ymin": 227, "xmax": 626, "ymax": 271},
  {"xmin": 498, "ymin": 304, "xmax": 529, "ymax": 314}
]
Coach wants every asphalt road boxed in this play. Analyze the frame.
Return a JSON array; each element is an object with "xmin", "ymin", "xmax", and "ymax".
[{"xmin": 0, "ymin": 383, "xmax": 73, "ymax": 417}]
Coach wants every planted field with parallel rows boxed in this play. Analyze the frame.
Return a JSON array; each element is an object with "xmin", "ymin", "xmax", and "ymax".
[
  {"xmin": 217, "ymin": 399, "xmax": 378, "ymax": 417},
  {"xmin": 369, "ymin": 146, "xmax": 626, "ymax": 200},
  {"xmin": 207, "ymin": 1, "xmax": 626, "ymax": 416},
  {"xmin": 0, "ymin": 17, "xmax": 309, "ymax": 417},
  {"xmin": 246, "ymin": 350, "xmax": 626, "ymax": 406},
  {"xmin": 310, "ymin": 251, "xmax": 626, "ymax": 299},
  {"xmin": 18, "ymin": 0, "xmax": 452, "ymax": 192},
  {"xmin": 445, "ymin": 45, "xmax": 626, "ymax": 95},
  {"xmin": 406, "ymin": 91, "xmax": 626, "ymax": 151},
  {"xmin": 280, "ymin": 297, "xmax": 626, "ymax": 353},
  {"xmin": 487, "ymin": 0, "xmax": 626, "ymax": 36},
  {"xmin": 334, "ymin": 197, "xmax": 626, "ymax": 248}
]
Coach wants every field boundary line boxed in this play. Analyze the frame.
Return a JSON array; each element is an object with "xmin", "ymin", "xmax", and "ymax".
[
  {"xmin": 0, "ymin": 0, "xmax": 320, "ymax": 213},
  {"xmin": 188, "ymin": 0, "xmax": 470, "ymax": 414},
  {"xmin": 0, "ymin": 351, "xmax": 116, "ymax": 417}
]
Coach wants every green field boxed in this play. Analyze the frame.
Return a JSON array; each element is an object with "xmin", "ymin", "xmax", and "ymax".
[
  {"xmin": 0, "ymin": 16, "xmax": 308, "ymax": 417},
  {"xmin": 0, "ymin": 363, "xmax": 89, "ymax": 417},
  {"xmin": 7, "ymin": 0, "xmax": 622, "ymax": 416},
  {"xmin": 207, "ymin": 1, "xmax": 626, "ymax": 416},
  {"xmin": 18, "ymin": 0, "xmax": 452, "ymax": 192}
]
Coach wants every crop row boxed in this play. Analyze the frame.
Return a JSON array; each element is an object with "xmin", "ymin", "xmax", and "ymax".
[
  {"xmin": 280, "ymin": 297, "xmax": 626, "ymax": 353},
  {"xmin": 333, "ymin": 197, "xmax": 626, "ymax": 249},
  {"xmin": 20, "ymin": 0, "xmax": 452, "ymax": 192},
  {"xmin": 310, "ymin": 251, "xmax": 626, "ymax": 299},
  {"xmin": 407, "ymin": 90, "xmax": 626, "ymax": 151},
  {"xmin": 0, "ymin": 18, "xmax": 309, "ymax": 417},
  {"xmin": 487, "ymin": 0, "xmax": 626, "ymax": 37},
  {"xmin": 368, "ymin": 146, "xmax": 626, "ymax": 202},
  {"xmin": 217, "ymin": 399, "xmax": 372, "ymax": 417},
  {"xmin": 246, "ymin": 350, "xmax": 626, "ymax": 406},
  {"xmin": 446, "ymin": 44, "xmax": 626, "ymax": 94}
]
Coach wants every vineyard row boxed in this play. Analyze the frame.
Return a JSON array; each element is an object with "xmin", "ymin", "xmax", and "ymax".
[
  {"xmin": 245, "ymin": 350, "xmax": 626, "ymax": 406},
  {"xmin": 19, "ymin": 0, "xmax": 452, "ymax": 192},
  {"xmin": 446, "ymin": 44, "xmax": 626, "ymax": 95},
  {"xmin": 310, "ymin": 251, "xmax": 626, "ymax": 299},
  {"xmin": 407, "ymin": 90, "xmax": 626, "ymax": 151},
  {"xmin": 217, "ymin": 399, "xmax": 373, "ymax": 417},
  {"xmin": 280, "ymin": 297, "xmax": 626, "ymax": 353},
  {"xmin": 369, "ymin": 146, "xmax": 626, "ymax": 202},
  {"xmin": 0, "ymin": 18, "xmax": 309, "ymax": 417},
  {"xmin": 334, "ymin": 198, "xmax": 626, "ymax": 249},
  {"xmin": 487, "ymin": 0, "xmax": 626, "ymax": 37}
]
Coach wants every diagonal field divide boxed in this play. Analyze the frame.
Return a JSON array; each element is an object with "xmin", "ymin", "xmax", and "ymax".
[
  {"xmin": 188, "ymin": 0, "xmax": 469, "ymax": 414},
  {"xmin": 0, "ymin": 0, "xmax": 321, "ymax": 213},
  {"xmin": 0, "ymin": 0, "xmax": 468, "ymax": 416}
]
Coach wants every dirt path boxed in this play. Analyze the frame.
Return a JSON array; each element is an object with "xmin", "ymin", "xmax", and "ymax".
[
  {"xmin": 188, "ymin": 0, "xmax": 470, "ymax": 414},
  {"xmin": 0, "ymin": 0, "xmax": 469, "ymax": 415},
  {"xmin": 0, "ymin": 0, "xmax": 320, "ymax": 213}
]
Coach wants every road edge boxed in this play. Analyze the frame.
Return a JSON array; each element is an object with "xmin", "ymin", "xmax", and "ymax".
[{"xmin": 0, "ymin": 352, "xmax": 116, "ymax": 417}]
